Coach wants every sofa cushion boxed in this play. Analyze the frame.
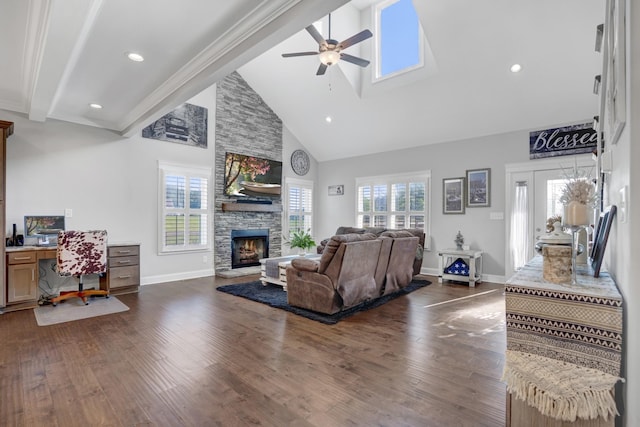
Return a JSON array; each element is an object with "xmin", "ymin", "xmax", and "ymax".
[{"xmin": 318, "ymin": 233, "xmax": 377, "ymax": 274}]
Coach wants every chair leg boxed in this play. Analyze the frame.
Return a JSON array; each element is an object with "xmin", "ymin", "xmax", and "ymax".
[{"xmin": 51, "ymin": 275, "xmax": 109, "ymax": 306}]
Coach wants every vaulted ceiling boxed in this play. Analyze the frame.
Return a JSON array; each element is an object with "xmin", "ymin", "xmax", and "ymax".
[{"xmin": 0, "ymin": 0, "xmax": 604, "ymax": 162}]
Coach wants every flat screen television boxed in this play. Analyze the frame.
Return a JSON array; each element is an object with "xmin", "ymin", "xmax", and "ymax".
[{"xmin": 223, "ymin": 152, "xmax": 282, "ymax": 199}]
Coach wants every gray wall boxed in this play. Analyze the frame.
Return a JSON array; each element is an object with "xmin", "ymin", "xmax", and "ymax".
[{"xmin": 316, "ymin": 130, "xmax": 532, "ymax": 279}]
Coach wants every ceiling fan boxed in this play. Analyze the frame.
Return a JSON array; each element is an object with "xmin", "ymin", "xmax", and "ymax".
[{"xmin": 282, "ymin": 14, "xmax": 373, "ymax": 76}]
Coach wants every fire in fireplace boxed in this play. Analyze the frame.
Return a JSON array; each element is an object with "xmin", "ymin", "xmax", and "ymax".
[{"xmin": 231, "ymin": 229, "xmax": 269, "ymax": 268}]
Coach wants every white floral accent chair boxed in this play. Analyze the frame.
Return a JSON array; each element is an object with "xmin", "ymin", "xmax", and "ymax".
[{"xmin": 51, "ymin": 230, "xmax": 109, "ymax": 306}]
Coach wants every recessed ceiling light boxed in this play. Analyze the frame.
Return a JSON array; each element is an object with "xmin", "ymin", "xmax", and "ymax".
[
  {"xmin": 127, "ymin": 52, "xmax": 144, "ymax": 62},
  {"xmin": 89, "ymin": 103, "xmax": 103, "ymax": 109},
  {"xmin": 510, "ymin": 63, "xmax": 522, "ymax": 73},
  {"xmin": 325, "ymin": 116, "xmax": 332, "ymax": 123}
]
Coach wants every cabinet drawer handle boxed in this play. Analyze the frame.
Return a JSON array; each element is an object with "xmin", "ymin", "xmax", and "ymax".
[
  {"xmin": 13, "ymin": 256, "xmax": 32, "ymax": 260},
  {"xmin": 117, "ymin": 275, "xmax": 132, "ymax": 279},
  {"xmin": 117, "ymin": 250, "xmax": 132, "ymax": 254},
  {"xmin": 117, "ymin": 260, "xmax": 131, "ymax": 264}
]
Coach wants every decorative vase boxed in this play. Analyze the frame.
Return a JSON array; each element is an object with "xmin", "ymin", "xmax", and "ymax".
[
  {"xmin": 562, "ymin": 203, "xmax": 591, "ymax": 285},
  {"xmin": 563, "ymin": 201, "xmax": 589, "ymax": 227}
]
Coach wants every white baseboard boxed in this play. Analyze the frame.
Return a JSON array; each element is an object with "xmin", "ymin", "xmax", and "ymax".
[
  {"xmin": 141, "ymin": 268, "xmax": 214, "ymax": 286},
  {"xmin": 420, "ymin": 267, "xmax": 506, "ymax": 285}
]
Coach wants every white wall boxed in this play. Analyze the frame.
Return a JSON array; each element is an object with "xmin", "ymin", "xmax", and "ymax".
[
  {"xmin": 3, "ymin": 86, "xmax": 217, "ymax": 284},
  {"xmin": 606, "ymin": 0, "xmax": 638, "ymax": 424},
  {"xmin": 316, "ymin": 130, "xmax": 531, "ymax": 279}
]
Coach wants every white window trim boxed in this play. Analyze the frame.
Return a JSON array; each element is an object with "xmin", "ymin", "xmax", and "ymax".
[
  {"xmin": 373, "ymin": 0, "xmax": 425, "ymax": 83},
  {"xmin": 158, "ymin": 161, "xmax": 212, "ymax": 255},
  {"xmin": 355, "ymin": 170, "xmax": 431, "ymax": 250},
  {"xmin": 284, "ymin": 177, "xmax": 314, "ymax": 255}
]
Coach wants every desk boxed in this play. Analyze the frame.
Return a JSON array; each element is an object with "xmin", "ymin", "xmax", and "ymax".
[{"xmin": 4, "ymin": 243, "xmax": 140, "ymax": 312}]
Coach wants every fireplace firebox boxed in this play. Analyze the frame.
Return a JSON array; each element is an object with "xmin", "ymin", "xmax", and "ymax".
[{"xmin": 231, "ymin": 229, "xmax": 269, "ymax": 268}]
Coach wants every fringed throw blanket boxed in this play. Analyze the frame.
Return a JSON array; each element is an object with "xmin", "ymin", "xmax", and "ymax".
[{"xmin": 504, "ymin": 256, "xmax": 623, "ymax": 422}]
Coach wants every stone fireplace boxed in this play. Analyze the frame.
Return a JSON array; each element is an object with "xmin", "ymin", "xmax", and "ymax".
[
  {"xmin": 213, "ymin": 71, "xmax": 283, "ymax": 275},
  {"xmin": 231, "ymin": 229, "xmax": 269, "ymax": 268}
]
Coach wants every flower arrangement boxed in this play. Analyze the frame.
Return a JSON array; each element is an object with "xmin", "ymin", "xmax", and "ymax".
[
  {"xmin": 559, "ymin": 176, "xmax": 598, "ymax": 206},
  {"xmin": 284, "ymin": 229, "xmax": 316, "ymax": 253},
  {"xmin": 559, "ymin": 163, "xmax": 597, "ymax": 226}
]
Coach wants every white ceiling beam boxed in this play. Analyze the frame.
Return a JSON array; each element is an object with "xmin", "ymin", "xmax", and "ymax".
[
  {"xmin": 120, "ymin": 0, "xmax": 349, "ymax": 137},
  {"xmin": 27, "ymin": 0, "xmax": 101, "ymax": 122}
]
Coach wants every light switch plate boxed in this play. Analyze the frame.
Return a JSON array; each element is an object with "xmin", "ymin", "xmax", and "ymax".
[
  {"xmin": 619, "ymin": 186, "xmax": 628, "ymax": 223},
  {"xmin": 64, "ymin": 208, "xmax": 73, "ymax": 218},
  {"xmin": 490, "ymin": 212, "xmax": 504, "ymax": 220}
]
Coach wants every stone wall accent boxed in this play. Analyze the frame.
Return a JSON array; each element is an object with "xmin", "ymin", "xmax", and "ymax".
[{"xmin": 214, "ymin": 72, "xmax": 283, "ymax": 272}]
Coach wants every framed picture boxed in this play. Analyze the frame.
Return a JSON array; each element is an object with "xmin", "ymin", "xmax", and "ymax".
[
  {"xmin": 141, "ymin": 102, "xmax": 208, "ymax": 148},
  {"xmin": 602, "ymin": 0, "xmax": 626, "ymax": 145},
  {"xmin": 328, "ymin": 184, "xmax": 344, "ymax": 196},
  {"xmin": 443, "ymin": 177, "xmax": 465, "ymax": 214},
  {"xmin": 466, "ymin": 168, "xmax": 491, "ymax": 207},
  {"xmin": 590, "ymin": 205, "xmax": 616, "ymax": 277}
]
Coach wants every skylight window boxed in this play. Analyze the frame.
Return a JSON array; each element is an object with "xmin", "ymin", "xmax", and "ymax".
[{"xmin": 375, "ymin": 0, "xmax": 423, "ymax": 80}]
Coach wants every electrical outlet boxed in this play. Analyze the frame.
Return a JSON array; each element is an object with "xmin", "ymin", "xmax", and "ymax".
[{"xmin": 64, "ymin": 208, "xmax": 73, "ymax": 217}]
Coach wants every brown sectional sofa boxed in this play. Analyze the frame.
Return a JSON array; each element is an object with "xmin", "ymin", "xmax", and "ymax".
[
  {"xmin": 286, "ymin": 231, "xmax": 419, "ymax": 314},
  {"xmin": 317, "ymin": 226, "xmax": 425, "ymax": 276}
]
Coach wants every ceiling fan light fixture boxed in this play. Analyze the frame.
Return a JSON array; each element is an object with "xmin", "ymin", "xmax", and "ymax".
[{"xmin": 319, "ymin": 50, "xmax": 340, "ymax": 66}]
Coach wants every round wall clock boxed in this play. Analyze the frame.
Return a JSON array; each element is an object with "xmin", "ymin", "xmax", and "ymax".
[{"xmin": 291, "ymin": 149, "xmax": 310, "ymax": 176}]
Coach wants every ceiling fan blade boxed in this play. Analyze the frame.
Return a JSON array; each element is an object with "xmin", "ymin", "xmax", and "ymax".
[
  {"xmin": 338, "ymin": 29, "xmax": 373, "ymax": 50},
  {"xmin": 340, "ymin": 53, "xmax": 370, "ymax": 67},
  {"xmin": 306, "ymin": 24, "xmax": 327, "ymax": 47},
  {"xmin": 282, "ymin": 51, "xmax": 319, "ymax": 58},
  {"xmin": 316, "ymin": 63, "xmax": 328, "ymax": 76}
]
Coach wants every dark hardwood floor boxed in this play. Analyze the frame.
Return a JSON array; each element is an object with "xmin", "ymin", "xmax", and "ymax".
[{"xmin": 0, "ymin": 274, "xmax": 506, "ymax": 426}]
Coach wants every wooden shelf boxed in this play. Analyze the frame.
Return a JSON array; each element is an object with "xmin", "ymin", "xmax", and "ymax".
[{"xmin": 221, "ymin": 202, "xmax": 281, "ymax": 213}]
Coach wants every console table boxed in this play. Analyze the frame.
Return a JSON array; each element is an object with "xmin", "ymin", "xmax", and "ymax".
[
  {"xmin": 259, "ymin": 254, "xmax": 321, "ymax": 291},
  {"xmin": 504, "ymin": 256, "xmax": 623, "ymax": 426},
  {"xmin": 437, "ymin": 248, "xmax": 483, "ymax": 287}
]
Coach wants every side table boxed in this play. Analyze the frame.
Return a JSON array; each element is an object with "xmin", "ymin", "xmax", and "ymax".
[{"xmin": 437, "ymin": 248, "xmax": 483, "ymax": 287}]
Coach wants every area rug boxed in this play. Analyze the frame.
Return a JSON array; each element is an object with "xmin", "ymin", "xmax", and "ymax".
[
  {"xmin": 34, "ymin": 296, "xmax": 129, "ymax": 326},
  {"xmin": 216, "ymin": 278, "xmax": 431, "ymax": 324}
]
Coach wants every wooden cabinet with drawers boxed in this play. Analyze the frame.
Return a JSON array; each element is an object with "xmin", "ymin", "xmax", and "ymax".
[
  {"xmin": 7, "ymin": 251, "xmax": 37, "ymax": 304},
  {"xmin": 100, "ymin": 244, "xmax": 140, "ymax": 294}
]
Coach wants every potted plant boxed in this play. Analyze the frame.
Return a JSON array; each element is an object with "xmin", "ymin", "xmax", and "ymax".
[{"xmin": 284, "ymin": 229, "xmax": 316, "ymax": 255}]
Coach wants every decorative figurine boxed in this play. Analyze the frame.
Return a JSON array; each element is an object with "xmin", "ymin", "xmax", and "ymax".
[{"xmin": 455, "ymin": 231, "xmax": 464, "ymax": 250}]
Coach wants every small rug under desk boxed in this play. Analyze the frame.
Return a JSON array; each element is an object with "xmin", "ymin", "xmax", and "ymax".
[{"xmin": 34, "ymin": 296, "xmax": 129, "ymax": 326}]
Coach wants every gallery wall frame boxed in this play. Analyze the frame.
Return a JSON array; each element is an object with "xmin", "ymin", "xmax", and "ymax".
[
  {"xmin": 328, "ymin": 184, "xmax": 344, "ymax": 196},
  {"xmin": 443, "ymin": 177, "xmax": 465, "ymax": 214},
  {"xmin": 602, "ymin": 0, "xmax": 626, "ymax": 145},
  {"xmin": 466, "ymin": 168, "xmax": 491, "ymax": 207},
  {"xmin": 590, "ymin": 205, "xmax": 616, "ymax": 278}
]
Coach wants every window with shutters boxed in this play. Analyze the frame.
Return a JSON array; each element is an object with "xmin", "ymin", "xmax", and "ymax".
[
  {"xmin": 285, "ymin": 178, "xmax": 314, "ymax": 253},
  {"xmin": 356, "ymin": 171, "xmax": 430, "ymax": 247},
  {"xmin": 158, "ymin": 161, "xmax": 211, "ymax": 254}
]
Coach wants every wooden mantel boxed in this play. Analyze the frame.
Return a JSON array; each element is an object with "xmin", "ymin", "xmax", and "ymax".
[{"xmin": 221, "ymin": 202, "xmax": 281, "ymax": 213}]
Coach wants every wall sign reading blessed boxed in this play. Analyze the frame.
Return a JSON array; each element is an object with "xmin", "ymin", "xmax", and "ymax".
[{"xmin": 529, "ymin": 122, "xmax": 597, "ymax": 159}]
